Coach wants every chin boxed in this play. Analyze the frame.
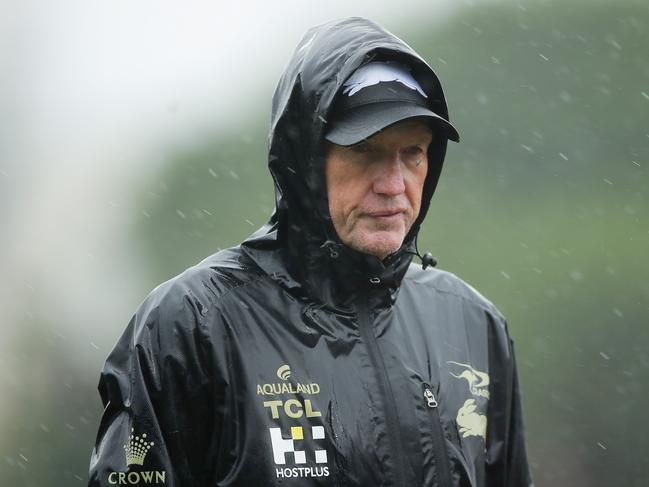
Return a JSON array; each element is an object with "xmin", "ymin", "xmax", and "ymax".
[{"xmin": 355, "ymin": 232, "xmax": 404, "ymax": 260}]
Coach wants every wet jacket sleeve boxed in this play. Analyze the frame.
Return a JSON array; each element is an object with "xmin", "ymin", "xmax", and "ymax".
[
  {"xmin": 486, "ymin": 317, "xmax": 534, "ymax": 487},
  {"xmin": 88, "ymin": 282, "xmax": 220, "ymax": 486}
]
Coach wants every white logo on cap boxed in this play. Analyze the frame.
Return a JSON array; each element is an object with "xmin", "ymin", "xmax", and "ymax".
[{"xmin": 342, "ymin": 62, "xmax": 428, "ymax": 98}]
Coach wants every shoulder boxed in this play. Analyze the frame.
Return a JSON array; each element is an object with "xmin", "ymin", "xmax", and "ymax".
[
  {"xmin": 403, "ymin": 263, "xmax": 506, "ymax": 323},
  {"xmin": 145, "ymin": 246, "xmax": 264, "ymax": 306},
  {"xmin": 402, "ymin": 264, "xmax": 515, "ymax": 363},
  {"xmin": 105, "ymin": 246, "xmax": 269, "ymax": 381},
  {"xmin": 132, "ymin": 246, "xmax": 266, "ymax": 336}
]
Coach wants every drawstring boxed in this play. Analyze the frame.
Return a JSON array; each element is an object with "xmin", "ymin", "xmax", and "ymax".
[
  {"xmin": 322, "ymin": 237, "xmax": 436, "ymax": 269},
  {"xmin": 418, "ymin": 251, "xmax": 438, "ymax": 270},
  {"xmin": 320, "ymin": 239, "xmax": 341, "ymax": 259},
  {"xmin": 408, "ymin": 235, "xmax": 438, "ymax": 270}
]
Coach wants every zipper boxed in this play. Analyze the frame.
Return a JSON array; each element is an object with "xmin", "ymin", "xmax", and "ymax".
[
  {"xmin": 422, "ymin": 382, "xmax": 453, "ymax": 487},
  {"xmin": 356, "ymin": 295, "xmax": 409, "ymax": 486},
  {"xmin": 423, "ymin": 384, "xmax": 438, "ymax": 408}
]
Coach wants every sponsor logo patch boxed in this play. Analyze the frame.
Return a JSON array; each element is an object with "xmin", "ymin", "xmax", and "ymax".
[
  {"xmin": 448, "ymin": 361, "xmax": 490, "ymax": 440},
  {"xmin": 107, "ymin": 428, "xmax": 166, "ymax": 485},
  {"xmin": 257, "ymin": 364, "xmax": 321, "ymax": 396},
  {"xmin": 260, "ymin": 364, "xmax": 330, "ymax": 479}
]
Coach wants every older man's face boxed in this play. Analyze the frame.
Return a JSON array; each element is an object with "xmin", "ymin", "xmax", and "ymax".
[{"xmin": 325, "ymin": 119, "xmax": 432, "ymax": 260}]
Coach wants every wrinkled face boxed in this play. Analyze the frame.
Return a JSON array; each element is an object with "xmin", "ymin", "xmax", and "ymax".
[{"xmin": 325, "ymin": 119, "xmax": 432, "ymax": 260}]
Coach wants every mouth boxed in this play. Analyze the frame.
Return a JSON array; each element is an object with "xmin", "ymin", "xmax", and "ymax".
[
  {"xmin": 367, "ymin": 209, "xmax": 406, "ymax": 218},
  {"xmin": 364, "ymin": 210, "xmax": 406, "ymax": 224}
]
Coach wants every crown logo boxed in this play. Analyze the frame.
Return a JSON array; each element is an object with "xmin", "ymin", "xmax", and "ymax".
[
  {"xmin": 276, "ymin": 364, "xmax": 291, "ymax": 381},
  {"xmin": 124, "ymin": 428, "xmax": 155, "ymax": 466}
]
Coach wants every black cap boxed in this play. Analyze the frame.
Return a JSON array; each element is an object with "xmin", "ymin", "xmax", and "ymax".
[{"xmin": 325, "ymin": 62, "xmax": 460, "ymax": 146}]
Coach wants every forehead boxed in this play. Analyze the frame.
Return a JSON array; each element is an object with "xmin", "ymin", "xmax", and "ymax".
[{"xmin": 364, "ymin": 118, "xmax": 433, "ymax": 144}]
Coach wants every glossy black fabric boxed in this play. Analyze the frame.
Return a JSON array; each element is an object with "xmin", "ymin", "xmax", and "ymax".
[{"xmin": 89, "ymin": 17, "xmax": 533, "ymax": 487}]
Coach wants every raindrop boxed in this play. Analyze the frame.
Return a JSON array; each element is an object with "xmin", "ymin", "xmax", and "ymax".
[
  {"xmin": 476, "ymin": 93, "xmax": 489, "ymax": 105},
  {"xmin": 559, "ymin": 91, "xmax": 573, "ymax": 103},
  {"xmin": 520, "ymin": 84, "xmax": 537, "ymax": 93},
  {"xmin": 607, "ymin": 38, "xmax": 622, "ymax": 50},
  {"xmin": 569, "ymin": 270, "xmax": 584, "ymax": 281},
  {"xmin": 598, "ymin": 86, "xmax": 611, "ymax": 96}
]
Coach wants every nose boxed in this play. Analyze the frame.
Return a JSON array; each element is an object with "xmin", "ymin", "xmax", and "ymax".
[{"xmin": 373, "ymin": 153, "xmax": 406, "ymax": 196}]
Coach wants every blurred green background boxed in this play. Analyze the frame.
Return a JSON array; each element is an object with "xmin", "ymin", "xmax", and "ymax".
[{"xmin": 1, "ymin": 0, "xmax": 648, "ymax": 486}]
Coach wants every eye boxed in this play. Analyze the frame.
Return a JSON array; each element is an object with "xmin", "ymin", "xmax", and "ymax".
[
  {"xmin": 400, "ymin": 145, "xmax": 427, "ymax": 168},
  {"xmin": 402, "ymin": 145, "xmax": 424, "ymax": 156}
]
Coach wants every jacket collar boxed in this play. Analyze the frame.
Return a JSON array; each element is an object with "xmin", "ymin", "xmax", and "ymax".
[{"xmin": 241, "ymin": 220, "xmax": 413, "ymax": 311}]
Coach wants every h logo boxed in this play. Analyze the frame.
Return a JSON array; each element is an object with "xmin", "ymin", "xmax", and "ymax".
[{"xmin": 269, "ymin": 426, "xmax": 327, "ymax": 465}]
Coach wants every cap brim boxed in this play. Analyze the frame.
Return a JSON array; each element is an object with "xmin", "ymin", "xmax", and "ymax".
[{"xmin": 324, "ymin": 103, "xmax": 460, "ymax": 146}]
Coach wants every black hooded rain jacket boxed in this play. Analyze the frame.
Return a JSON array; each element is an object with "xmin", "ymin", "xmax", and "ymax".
[{"xmin": 89, "ymin": 17, "xmax": 533, "ymax": 487}]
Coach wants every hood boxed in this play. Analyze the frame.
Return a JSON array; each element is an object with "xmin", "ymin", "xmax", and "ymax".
[{"xmin": 241, "ymin": 17, "xmax": 457, "ymax": 309}]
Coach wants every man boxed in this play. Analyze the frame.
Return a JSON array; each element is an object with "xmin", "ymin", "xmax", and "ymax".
[{"xmin": 89, "ymin": 17, "xmax": 533, "ymax": 487}]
